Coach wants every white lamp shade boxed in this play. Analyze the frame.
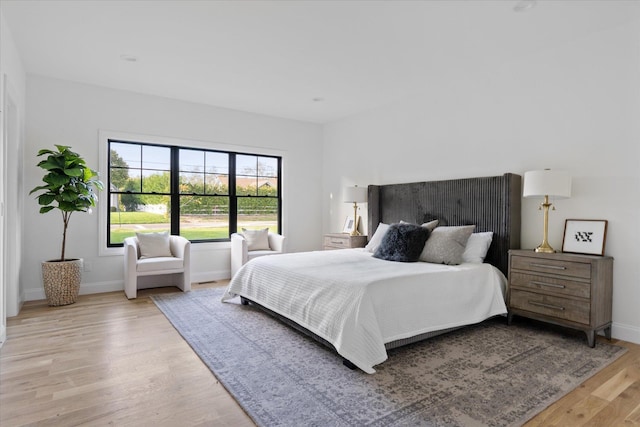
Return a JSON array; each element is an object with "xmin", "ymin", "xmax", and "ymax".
[
  {"xmin": 343, "ymin": 186, "xmax": 368, "ymax": 203},
  {"xmin": 523, "ymin": 170, "xmax": 571, "ymax": 199}
]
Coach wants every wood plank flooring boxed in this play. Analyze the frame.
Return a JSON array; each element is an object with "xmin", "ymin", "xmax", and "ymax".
[{"xmin": 1, "ymin": 282, "xmax": 639, "ymax": 426}]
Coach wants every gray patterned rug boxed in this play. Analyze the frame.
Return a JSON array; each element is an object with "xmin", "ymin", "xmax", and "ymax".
[{"xmin": 152, "ymin": 288, "xmax": 625, "ymax": 427}]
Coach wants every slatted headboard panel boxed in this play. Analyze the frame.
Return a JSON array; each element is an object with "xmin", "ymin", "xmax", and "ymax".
[{"xmin": 367, "ymin": 173, "xmax": 521, "ymax": 276}]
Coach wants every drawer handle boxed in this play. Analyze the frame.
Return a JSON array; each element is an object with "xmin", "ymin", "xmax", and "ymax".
[
  {"xmin": 330, "ymin": 240, "xmax": 345, "ymax": 245},
  {"xmin": 530, "ymin": 263, "xmax": 567, "ymax": 271},
  {"xmin": 529, "ymin": 300, "xmax": 565, "ymax": 311},
  {"xmin": 530, "ymin": 281, "xmax": 566, "ymax": 289}
]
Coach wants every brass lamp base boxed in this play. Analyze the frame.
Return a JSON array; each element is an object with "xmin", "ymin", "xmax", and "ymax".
[
  {"xmin": 534, "ymin": 195, "xmax": 556, "ymax": 253},
  {"xmin": 350, "ymin": 202, "xmax": 361, "ymax": 236},
  {"xmin": 534, "ymin": 243, "xmax": 556, "ymax": 253}
]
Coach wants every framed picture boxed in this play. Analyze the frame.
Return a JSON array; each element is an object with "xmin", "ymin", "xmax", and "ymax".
[
  {"xmin": 342, "ymin": 215, "xmax": 359, "ymax": 234},
  {"xmin": 562, "ymin": 219, "xmax": 608, "ymax": 256}
]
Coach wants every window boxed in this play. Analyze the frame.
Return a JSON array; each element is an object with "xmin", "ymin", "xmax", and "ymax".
[{"xmin": 107, "ymin": 140, "xmax": 281, "ymax": 246}]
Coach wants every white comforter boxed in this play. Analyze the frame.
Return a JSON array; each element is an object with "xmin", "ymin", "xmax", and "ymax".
[{"xmin": 222, "ymin": 249, "xmax": 507, "ymax": 374}]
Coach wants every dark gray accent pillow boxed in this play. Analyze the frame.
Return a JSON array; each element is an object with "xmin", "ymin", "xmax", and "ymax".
[{"xmin": 373, "ymin": 223, "xmax": 431, "ymax": 262}]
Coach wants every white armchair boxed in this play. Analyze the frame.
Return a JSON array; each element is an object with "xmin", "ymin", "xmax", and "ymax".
[
  {"xmin": 231, "ymin": 231, "xmax": 285, "ymax": 278},
  {"xmin": 124, "ymin": 235, "xmax": 191, "ymax": 299}
]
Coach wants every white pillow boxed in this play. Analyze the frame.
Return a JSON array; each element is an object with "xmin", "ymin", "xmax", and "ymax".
[
  {"xmin": 242, "ymin": 228, "xmax": 271, "ymax": 251},
  {"xmin": 419, "ymin": 225, "xmax": 475, "ymax": 265},
  {"xmin": 136, "ymin": 231, "xmax": 172, "ymax": 259},
  {"xmin": 365, "ymin": 223, "xmax": 390, "ymax": 253},
  {"xmin": 462, "ymin": 232, "xmax": 494, "ymax": 264}
]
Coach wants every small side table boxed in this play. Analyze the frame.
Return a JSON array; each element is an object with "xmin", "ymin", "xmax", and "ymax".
[
  {"xmin": 507, "ymin": 249, "xmax": 613, "ymax": 347},
  {"xmin": 323, "ymin": 233, "xmax": 367, "ymax": 250}
]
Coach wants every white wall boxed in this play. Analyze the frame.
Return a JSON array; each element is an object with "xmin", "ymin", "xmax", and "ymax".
[
  {"xmin": 0, "ymin": 10, "xmax": 27, "ymax": 328},
  {"xmin": 323, "ymin": 21, "xmax": 640, "ymax": 344},
  {"xmin": 22, "ymin": 75, "xmax": 323, "ymax": 300}
]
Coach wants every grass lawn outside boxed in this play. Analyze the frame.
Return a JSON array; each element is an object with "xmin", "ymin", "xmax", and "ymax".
[
  {"xmin": 110, "ymin": 211, "xmax": 277, "ymax": 243},
  {"xmin": 110, "ymin": 227, "xmax": 230, "ymax": 244},
  {"xmin": 110, "ymin": 211, "xmax": 167, "ymax": 224}
]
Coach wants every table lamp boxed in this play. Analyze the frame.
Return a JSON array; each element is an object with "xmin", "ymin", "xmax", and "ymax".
[
  {"xmin": 523, "ymin": 169, "xmax": 571, "ymax": 253},
  {"xmin": 343, "ymin": 185, "xmax": 367, "ymax": 236}
]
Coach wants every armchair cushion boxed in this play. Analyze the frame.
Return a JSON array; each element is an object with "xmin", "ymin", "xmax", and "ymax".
[
  {"xmin": 136, "ymin": 231, "xmax": 172, "ymax": 258},
  {"xmin": 242, "ymin": 228, "xmax": 270, "ymax": 251},
  {"xmin": 136, "ymin": 256, "xmax": 184, "ymax": 272}
]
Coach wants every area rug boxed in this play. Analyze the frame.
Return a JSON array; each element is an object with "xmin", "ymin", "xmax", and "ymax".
[{"xmin": 152, "ymin": 288, "xmax": 625, "ymax": 427}]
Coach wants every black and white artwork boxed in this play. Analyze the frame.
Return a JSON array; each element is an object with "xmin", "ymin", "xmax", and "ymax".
[
  {"xmin": 342, "ymin": 215, "xmax": 358, "ymax": 234},
  {"xmin": 562, "ymin": 219, "xmax": 608, "ymax": 256}
]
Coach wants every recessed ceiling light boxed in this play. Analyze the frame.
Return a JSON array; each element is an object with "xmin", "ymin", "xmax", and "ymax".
[
  {"xmin": 120, "ymin": 54, "xmax": 138, "ymax": 62},
  {"xmin": 514, "ymin": 0, "xmax": 536, "ymax": 12}
]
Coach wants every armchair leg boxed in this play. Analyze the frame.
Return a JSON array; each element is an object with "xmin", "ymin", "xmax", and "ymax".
[
  {"xmin": 176, "ymin": 273, "xmax": 191, "ymax": 293},
  {"xmin": 125, "ymin": 278, "xmax": 137, "ymax": 299}
]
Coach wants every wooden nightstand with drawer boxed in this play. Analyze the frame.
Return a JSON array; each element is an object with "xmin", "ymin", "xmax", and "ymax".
[
  {"xmin": 323, "ymin": 233, "xmax": 368, "ymax": 250},
  {"xmin": 507, "ymin": 249, "xmax": 613, "ymax": 347}
]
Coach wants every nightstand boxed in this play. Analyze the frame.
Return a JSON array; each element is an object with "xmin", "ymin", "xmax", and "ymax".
[
  {"xmin": 323, "ymin": 233, "xmax": 367, "ymax": 250},
  {"xmin": 507, "ymin": 249, "xmax": 613, "ymax": 347}
]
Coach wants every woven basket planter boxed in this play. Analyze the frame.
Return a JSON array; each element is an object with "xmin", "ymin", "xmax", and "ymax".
[{"xmin": 41, "ymin": 259, "xmax": 83, "ymax": 306}]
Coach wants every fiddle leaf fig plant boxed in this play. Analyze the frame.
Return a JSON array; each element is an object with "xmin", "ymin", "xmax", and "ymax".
[{"xmin": 29, "ymin": 145, "xmax": 104, "ymax": 261}]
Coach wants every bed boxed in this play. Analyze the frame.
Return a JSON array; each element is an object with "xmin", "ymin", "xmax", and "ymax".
[{"xmin": 222, "ymin": 173, "xmax": 521, "ymax": 373}]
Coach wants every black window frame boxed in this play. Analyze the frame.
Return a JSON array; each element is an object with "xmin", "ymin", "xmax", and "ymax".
[{"xmin": 107, "ymin": 139, "xmax": 282, "ymax": 247}]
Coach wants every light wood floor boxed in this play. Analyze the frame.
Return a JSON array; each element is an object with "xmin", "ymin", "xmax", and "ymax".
[{"xmin": 1, "ymin": 282, "xmax": 639, "ymax": 427}]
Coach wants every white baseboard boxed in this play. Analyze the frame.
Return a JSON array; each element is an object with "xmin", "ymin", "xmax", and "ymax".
[
  {"xmin": 23, "ymin": 269, "xmax": 231, "ymax": 302},
  {"xmin": 192, "ymin": 270, "xmax": 231, "ymax": 284},
  {"xmin": 612, "ymin": 321, "xmax": 640, "ymax": 345},
  {"xmin": 24, "ymin": 279, "xmax": 124, "ymax": 301}
]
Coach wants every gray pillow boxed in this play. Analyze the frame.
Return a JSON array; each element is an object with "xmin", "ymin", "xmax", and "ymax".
[
  {"xmin": 400, "ymin": 219, "xmax": 439, "ymax": 231},
  {"xmin": 419, "ymin": 225, "xmax": 475, "ymax": 265},
  {"xmin": 242, "ymin": 228, "xmax": 271, "ymax": 251},
  {"xmin": 136, "ymin": 231, "xmax": 172, "ymax": 259},
  {"xmin": 373, "ymin": 223, "xmax": 431, "ymax": 262},
  {"xmin": 421, "ymin": 219, "xmax": 439, "ymax": 231}
]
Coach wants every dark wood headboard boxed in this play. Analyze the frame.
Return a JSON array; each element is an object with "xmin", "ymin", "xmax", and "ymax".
[{"xmin": 367, "ymin": 173, "xmax": 521, "ymax": 276}]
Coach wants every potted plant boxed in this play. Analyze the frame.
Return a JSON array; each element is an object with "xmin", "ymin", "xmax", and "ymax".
[{"xmin": 29, "ymin": 145, "xmax": 104, "ymax": 306}]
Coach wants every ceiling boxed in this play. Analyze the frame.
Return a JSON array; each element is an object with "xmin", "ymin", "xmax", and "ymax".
[{"xmin": 2, "ymin": 1, "xmax": 638, "ymax": 123}]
